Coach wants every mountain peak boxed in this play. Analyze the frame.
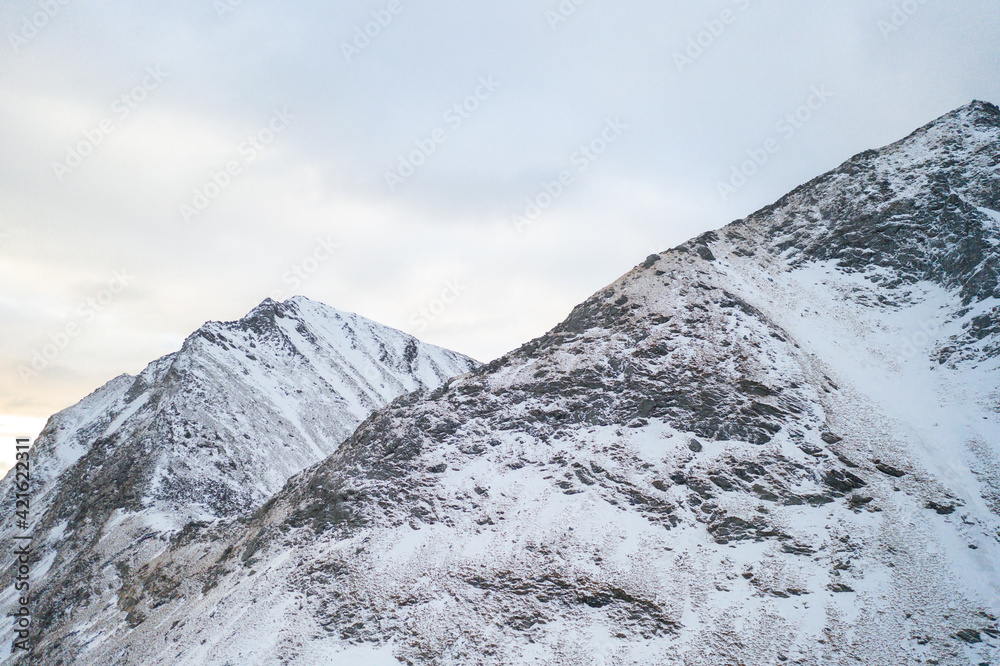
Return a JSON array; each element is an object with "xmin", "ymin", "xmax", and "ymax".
[
  {"xmin": 885, "ymin": 98, "xmax": 1000, "ymax": 158},
  {"xmin": 189, "ymin": 295, "xmax": 337, "ymax": 347},
  {"xmin": 237, "ymin": 295, "xmax": 356, "ymax": 332},
  {"xmin": 5, "ymin": 106, "xmax": 1000, "ymax": 666},
  {"xmin": 712, "ymin": 99, "xmax": 999, "ymax": 324},
  {"xmin": 950, "ymin": 98, "xmax": 999, "ymax": 123},
  {"xmin": 0, "ymin": 296, "xmax": 481, "ymax": 661}
]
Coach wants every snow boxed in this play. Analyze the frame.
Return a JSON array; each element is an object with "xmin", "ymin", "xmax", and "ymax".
[
  {"xmin": 33, "ymin": 551, "xmax": 57, "ymax": 580},
  {"xmin": 757, "ymin": 264, "xmax": 1000, "ymax": 605},
  {"xmin": 979, "ymin": 206, "xmax": 1000, "ymax": 233},
  {"xmin": 0, "ymin": 296, "xmax": 479, "ymax": 665},
  {"xmin": 6, "ymin": 103, "xmax": 1000, "ymax": 665},
  {"xmin": 297, "ymin": 641, "xmax": 402, "ymax": 666}
]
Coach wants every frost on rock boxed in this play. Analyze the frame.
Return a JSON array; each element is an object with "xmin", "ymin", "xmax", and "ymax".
[
  {"xmin": 4, "ymin": 102, "xmax": 1000, "ymax": 665},
  {"xmin": 0, "ymin": 297, "xmax": 478, "ymax": 663}
]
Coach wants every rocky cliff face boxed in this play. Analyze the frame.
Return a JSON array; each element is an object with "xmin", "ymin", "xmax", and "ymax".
[
  {"xmin": 0, "ymin": 296, "xmax": 479, "ymax": 662},
  {"xmin": 5, "ymin": 102, "xmax": 1000, "ymax": 666}
]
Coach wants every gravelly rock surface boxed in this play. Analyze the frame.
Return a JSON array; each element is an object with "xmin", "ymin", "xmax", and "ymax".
[
  {"xmin": 4, "ymin": 102, "xmax": 1000, "ymax": 666},
  {"xmin": 0, "ymin": 297, "xmax": 478, "ymax": 662}
]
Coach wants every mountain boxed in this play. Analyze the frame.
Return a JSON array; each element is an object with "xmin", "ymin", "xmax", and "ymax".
[
  {"xmin": 0, "ymin": 296, "xmax": 479, "ymax": 662},
  {"xmin": 7, "ymin": 101, "xmax": 1000, "ymax": 665}
]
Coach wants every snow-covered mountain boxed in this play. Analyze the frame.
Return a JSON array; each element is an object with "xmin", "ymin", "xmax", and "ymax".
[
  {"xmin": 6, "ymin": 101, "xmax": 1000, "ymax": 666},
  {"xmin": 0, "ymin": 296, "xmax": 479, "ymax": 662}
]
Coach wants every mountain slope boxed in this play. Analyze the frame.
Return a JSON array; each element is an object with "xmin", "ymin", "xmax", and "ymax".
[
  {"xmin": 0, "ymin": 296, "xmax": 479, "ymax": 661},
  {"xmin": 9, "ymin": 101, "xmax": 1000, "ymax": 665}
]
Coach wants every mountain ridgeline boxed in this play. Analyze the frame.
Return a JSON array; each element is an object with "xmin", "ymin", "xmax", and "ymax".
[
  {"xmin": 0, "ymin": 296, "xmax": 479, "ymax": 663},
  {"xmin": 3, "ymin": 101, "xmax": 1000, "ymax": 665}
]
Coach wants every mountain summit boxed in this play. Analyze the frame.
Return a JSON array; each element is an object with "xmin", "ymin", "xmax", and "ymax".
[
  {"xmin": 0, "ymin": 296, "xmax": 479, "ymax": 661},
  {"xmin": 5, "ymin": 102, "xmax": 1000, "ymax": 665}
]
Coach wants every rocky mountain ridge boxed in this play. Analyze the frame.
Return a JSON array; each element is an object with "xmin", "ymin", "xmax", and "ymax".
[
  {"xmin": 5, "ymin": 101, "xmax": 1000, "ymax": 665},
  {"xmin": 0, "ymin": 296, "xmax": 479, "ymax": 662}
]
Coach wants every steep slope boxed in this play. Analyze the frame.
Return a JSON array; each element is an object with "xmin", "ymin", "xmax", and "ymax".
[
  {"xmin": 12, "ymin": 101, "xmax": 1000, "ymax": 665},
  {"xmin": 0, "ymin": 296, "xmax": 479, "ymax": 661}
]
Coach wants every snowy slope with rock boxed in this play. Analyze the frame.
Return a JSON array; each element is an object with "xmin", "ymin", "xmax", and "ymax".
[
  {"xmin": 6, "ymin": 101, "xmax": 1000, "ymax": 666},
  {"xmin": 0, "ymin": 296, "xmax": 479, "ymax": 662}
]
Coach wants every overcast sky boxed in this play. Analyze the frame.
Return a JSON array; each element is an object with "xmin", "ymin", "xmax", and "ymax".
[{"xmin": 1, "ymin": 0, "xmax": 998, "ymax": 471}]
